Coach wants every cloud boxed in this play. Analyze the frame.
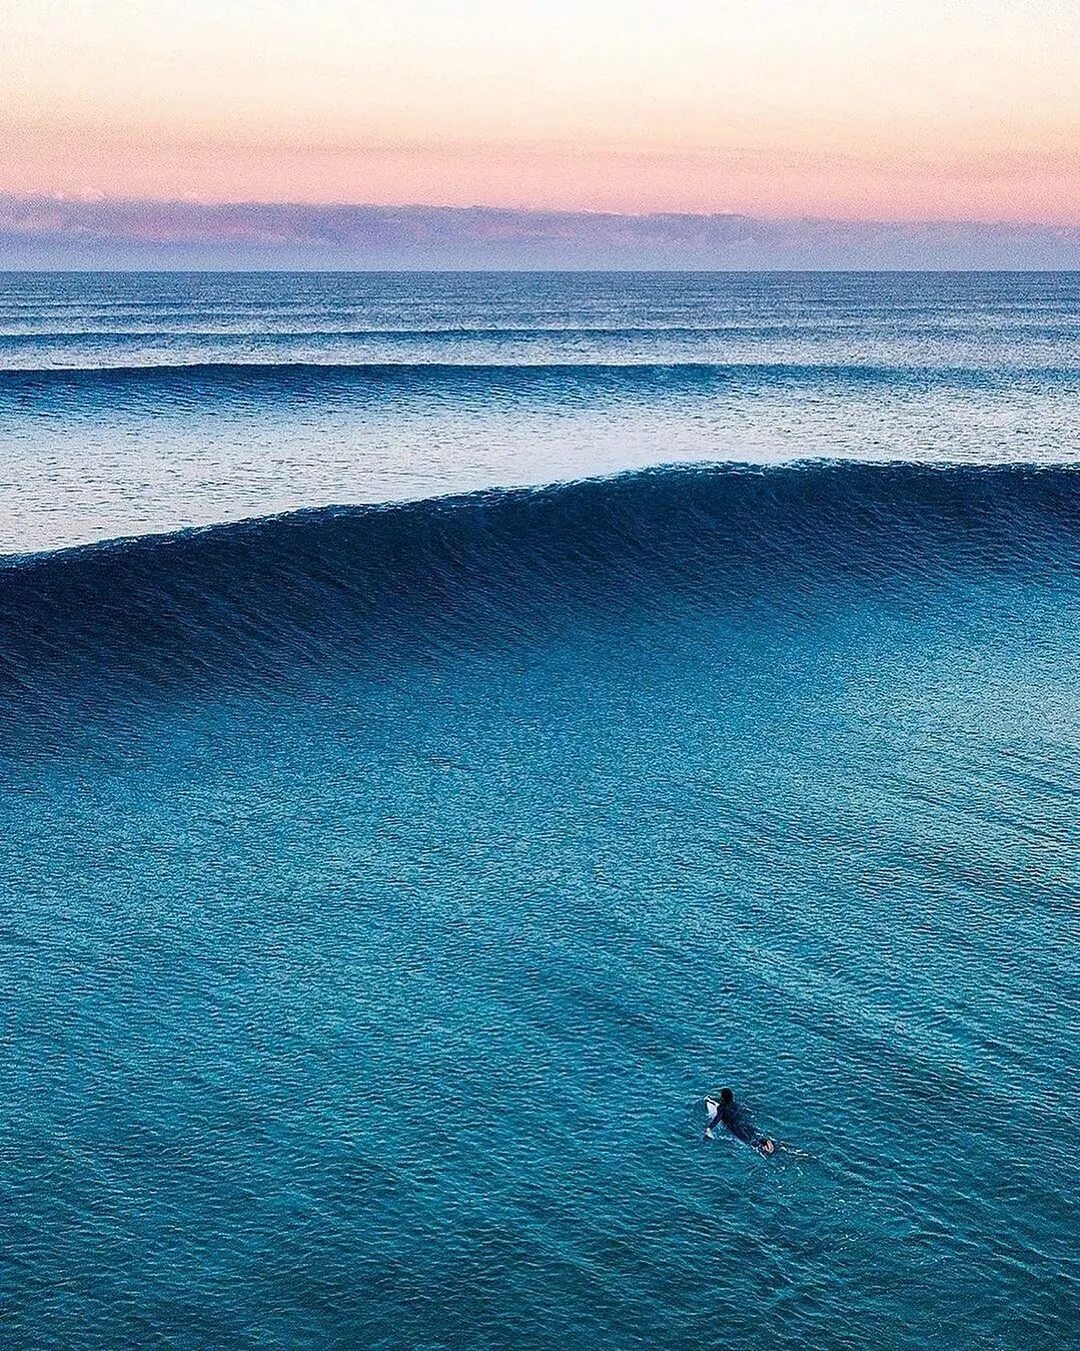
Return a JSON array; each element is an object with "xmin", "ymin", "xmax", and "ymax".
[{"xmin": 1, "ymin": 196, "xmax": 1078, "ymax": 270}]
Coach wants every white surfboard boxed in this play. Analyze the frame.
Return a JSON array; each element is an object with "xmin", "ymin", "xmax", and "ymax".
[{"xmin": 704, "ymin": 1097, "xmax": 720, "ymax": 1138}]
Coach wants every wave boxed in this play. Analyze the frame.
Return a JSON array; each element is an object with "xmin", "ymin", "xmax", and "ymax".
[
  {"xmin": 3, "ymin": 359, "xmax": 1074, "ymax": 396},
  {"xmin": 0, "ymin": 326, "xmax": 817, "ymax": 340},
  {"xmin": 2, "ymin": 461, "xmax": 1077, "ymax": 744},
  {"xmin": 5, "ymin": 322, "xmax": 1073, "ymax": 340}
]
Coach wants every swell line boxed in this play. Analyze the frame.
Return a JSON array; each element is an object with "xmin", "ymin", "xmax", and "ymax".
[{"xmin": 2, "ymin": 359, "xmax": 1074, "ymax": 390}]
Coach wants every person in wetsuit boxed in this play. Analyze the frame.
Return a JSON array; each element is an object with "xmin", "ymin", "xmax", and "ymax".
[{"xmin": 705, "ymin": 1087, "xmax": 776, "ymax": 1155}]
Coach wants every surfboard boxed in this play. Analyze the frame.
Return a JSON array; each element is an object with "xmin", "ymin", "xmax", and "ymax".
[{"xmin": 703, "ymin": 1097, "xmax": 720, "ymax": 1138}]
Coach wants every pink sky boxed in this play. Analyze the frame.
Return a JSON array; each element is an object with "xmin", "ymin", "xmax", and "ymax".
[{"xmin": 2, "ymin": 0, "xmax": 1077, "ymax": 223}]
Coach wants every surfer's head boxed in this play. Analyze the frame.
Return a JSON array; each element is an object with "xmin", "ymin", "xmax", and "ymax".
[{"xmin": 719, "ymin": 1087, "xmax": 734, "ymax": 1105}]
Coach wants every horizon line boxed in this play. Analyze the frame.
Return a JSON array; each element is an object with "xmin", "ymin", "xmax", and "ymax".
[{"xmin": 5, "ymin": 267, "xmax": 1080, "ymax": 277}]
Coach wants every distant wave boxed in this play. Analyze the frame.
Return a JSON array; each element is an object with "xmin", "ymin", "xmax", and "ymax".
[
  {"xmin": 3, "ymin": 323, "xmax": 1072, "ymax": 340},
  {"xmin": 0, "ymin": 326, "xmax": 806, "ymax": 340},
  {"xmin": 2, "ymin": 461, "xmax": 1076, "ymax": 744},
  {"xmin": 2, "ymin": 359, "xmax": 1073, "ymax": 397}
]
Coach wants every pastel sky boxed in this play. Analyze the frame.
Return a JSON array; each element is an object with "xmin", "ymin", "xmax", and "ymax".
[{"xmin": 1, "ymin": 0, "xmax": 1077, "ymax": 222}]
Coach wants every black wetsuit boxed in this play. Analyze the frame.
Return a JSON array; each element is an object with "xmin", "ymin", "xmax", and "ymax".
[{"xmin": 709, "ymin": 1099, "xmax": 772, "ymax": 1151}]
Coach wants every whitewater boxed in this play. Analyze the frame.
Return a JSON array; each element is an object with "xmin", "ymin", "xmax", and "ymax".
[{"xmin": 0, "ymin": 272, "xmax": 1077, "ymax": 1350}]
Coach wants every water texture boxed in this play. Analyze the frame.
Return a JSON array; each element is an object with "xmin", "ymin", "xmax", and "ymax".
[
  {"xmin": 1, "ymin": 271, "xmax": 1077, "ymax": 552},
  {"xmin": 0, "ymin": 273, "xmax": 1078, "ymax": 1349}
]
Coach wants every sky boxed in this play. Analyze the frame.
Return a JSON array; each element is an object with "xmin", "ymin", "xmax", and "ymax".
[{"xmin": 1, "ymin": 0, "xmax": 1078, "ymax": 226}]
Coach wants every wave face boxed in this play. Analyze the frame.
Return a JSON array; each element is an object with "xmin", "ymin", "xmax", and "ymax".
[
  {"xmin": 2, "ymin": 270, "xmax": 1078, "ymax": 553},
  {"xmin": 3, "ymin": 461, "xmax": 1078, "ymax": 735}
]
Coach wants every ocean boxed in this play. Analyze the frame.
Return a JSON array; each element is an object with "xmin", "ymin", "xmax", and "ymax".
[{"xmin": 0, "ymin": 272, "xmax": 1077, "ymax": 1349}]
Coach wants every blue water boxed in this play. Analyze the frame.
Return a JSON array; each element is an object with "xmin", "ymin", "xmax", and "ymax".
[{"xmin": 1, "ymin": 274, "xmax": 1078, "ymax": 1349}]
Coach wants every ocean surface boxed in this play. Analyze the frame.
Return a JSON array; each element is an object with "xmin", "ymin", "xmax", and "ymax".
[{"xmin": 0, "ymin": 272, "xmax": 1078, "ymax": 1349}]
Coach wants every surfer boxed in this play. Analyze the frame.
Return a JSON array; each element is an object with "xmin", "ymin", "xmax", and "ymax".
[{"xmin": 704, "ymin": 1087, "xmax": 776, "ymax": 1155}]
